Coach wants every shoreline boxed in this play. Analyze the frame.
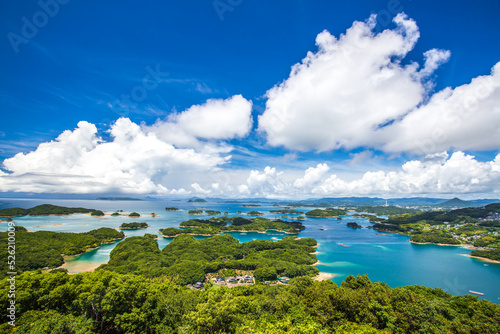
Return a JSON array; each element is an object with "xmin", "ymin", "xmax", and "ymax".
[
  {"xmin": 410, "ymin": 241, "xmax": 462, "ymax": 247},
  {"xmin": 312, "ymin": 272, "xmax": 336, "ymax": 281},
  {"xmin": 460, "ymin": 254, "xmax": 500, "ymax": 264}
]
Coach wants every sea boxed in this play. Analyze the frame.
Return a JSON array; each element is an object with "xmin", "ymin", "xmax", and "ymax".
[{"xmin": 1, "ymin": 198, "xmax": 499, "ymax": 303}]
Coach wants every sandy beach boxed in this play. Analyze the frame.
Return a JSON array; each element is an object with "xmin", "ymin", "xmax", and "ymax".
[
  {"xmin": 60, "ymin": 261, "xmax": 103, "ymax": 274},
  {"xmin": 460, "ymin": 254, "xmax": 500, "ymax": 264},
  {"xmin": 313, "ymin": 272, "xmax": 336, "ymax": 281}
]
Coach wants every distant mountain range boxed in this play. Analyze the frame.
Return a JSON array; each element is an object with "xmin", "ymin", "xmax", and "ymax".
[
  {"xmin": 96, "ymin": 197, "xmax": 144, "ymax": 201},
  {"xmin": 210, "ymin": 196, "xmax": 500, "ymax": 208}
]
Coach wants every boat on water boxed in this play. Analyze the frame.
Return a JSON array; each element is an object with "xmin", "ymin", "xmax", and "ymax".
[{"xmin": 469, "ymin": 290, "xmax": 484, "ymax": 296}]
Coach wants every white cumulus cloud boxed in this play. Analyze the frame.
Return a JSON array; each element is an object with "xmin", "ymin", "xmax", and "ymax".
[
  {"xmin": 258, "ymin": 13, "xmax": 500, "ymax": 155},
  {"xmin": 293, "ymin": 163, "xmax": 330, "ymax": 189},
  {"xmin": 0, "ymin": 118, "xmax": 230, "ymax": 194},
  {"xmin": 235, "ymin": 152, "xmax": 500, "ymax": 198},
  {"xmin": 148, "ymin": 95, "xmax": 253, "ymax": 147},
  {"xmin": 258, "ymin": 13, "xmax": 429, "ymax": 152},
  {"xmin": 382, "ymin": 62, "xmax": 500, "ymax": 154}
]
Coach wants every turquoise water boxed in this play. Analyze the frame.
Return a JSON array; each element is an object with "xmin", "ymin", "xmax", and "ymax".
[{"xmin": 1, "ymin": 198, "xmax": 499, "ymax": 303}]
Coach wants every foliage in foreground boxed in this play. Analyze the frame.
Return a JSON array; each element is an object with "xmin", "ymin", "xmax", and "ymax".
[{"xmin": 1, "ymin": 271, "xmax": 499, "ymax": 334}]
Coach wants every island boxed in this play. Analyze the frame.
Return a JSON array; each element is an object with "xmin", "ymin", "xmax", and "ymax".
[
  {"xmin": 165, "ymin": 207, "xmax": 179, "ymax": 211},
  {"xmin": 0, "ymin": 204, "xmax": 94, "ymax": 217},
  {"xmin": 128, "ymin": 212, "xmax": 141, "ymax": 217},
  {"xmin": 246, "ymin": 211, "xmax": 265, "ymax": 216},
  {"xmin": 119, "ymin": 222, "xmax": 149, "ymax": 229},
  {"xmin": 90, "ymin": 210, "xmax": 105, "ymax": 216},
  {"xmin": 346, "ymin": 222, "xmax": 363, "ymax": 229},
  {"xmin": 204, "ymin": 210, "xmax": 221, "ymax": 215},
  {"xmin": 270, "ymin": 209, "xmax": 305, "ymax": 215},
  {"xmin": 111, "ymin": 212, "xmax": 121, "ymax": 216},
  {"xmin": 160, "ymin": 216, "xmax": 306, "ymax": 237},
  {"xmin": 242, "ymin": 204, "xmax": 261, "ymax": 207},
  {"xmin": 371, "ymin": 203, "xmax": 500, "ymax": 261},
  {"xmin": 187, "ymin": 210, "xmax": 203, "ymax": 215},
  {"xmin": 305, "ymin": 208, "xmax": 347, "ymax": 217},
  {"xmin": 188, "ymin": 198, "xmax": 207, "ymax": 203},
  {"xmin": 100, "ymin": 233, "xmax": 319, "ymax": 284}
]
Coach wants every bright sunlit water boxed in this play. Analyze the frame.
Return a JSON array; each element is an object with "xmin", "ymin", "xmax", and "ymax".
[{"xmin": 1, "ymin": 198, "xmax": 499, "ymax": 303}]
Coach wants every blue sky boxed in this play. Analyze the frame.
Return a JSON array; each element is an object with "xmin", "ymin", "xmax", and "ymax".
[{"xmin": 1, "ymin": 0, "xmax": 499, "ymax": 198}]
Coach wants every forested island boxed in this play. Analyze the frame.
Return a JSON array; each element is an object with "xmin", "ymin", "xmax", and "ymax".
[
  {"xmin": 90, "ymin": 210, "xmax": 105, "ymax": 216},
  {"xmin": 119, "ymin": 222, "xmax": 149, "ymax": 229},
  {"xmin": 0, "ymin": 228, "xmax": 124, "ymax": 277},
  {"xmin": 246, "ymin": 211, "xmax": 264, "ymax": 216},
  {"xmin": 164, "ymin": 207, "xmax": 179, "ymax": 211},
  {"xmin": 305, "ymin": 208, "xmax": 347, "ymax": 217},
  {"xmin": 160, "ymin": 217, "xmax": 305, "ymax": 237},
  {"xmin": 100, "ymin": 234, "xmax": 318, "ymax": 283},
  {"xmin": 205, "ymin": 210, "xmax": 221, "ymax": 215},
  {"xmin": 269, "ymin": 209, "xmax": 304, "ymax": 214},
  {"xmin": 371, "ymin": 203, "xmax": 500, "ymax": 261},
  {"xmin": 0, "ymin": 204, "xmax": 94, "ymax": 217}
]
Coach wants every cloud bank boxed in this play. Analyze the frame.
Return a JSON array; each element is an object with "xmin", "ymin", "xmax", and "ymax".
[
  {"xmin": 0, "ymin": 96, "xmax": 252, "ymax": 194},
  {"xmin": 258, "ymin": 14, "xmax": 500, "ymax": 155},
  {"xmin": 235, "ymin": 152, "xmax": 500, "ymax": 198}
]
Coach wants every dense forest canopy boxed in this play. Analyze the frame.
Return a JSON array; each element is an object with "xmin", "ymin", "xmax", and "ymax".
[
  {"xmin": 100, "ymin": 234, "xmax": 318, "ymax": 284},
  {"xmin": 1, "ymin": 271, "xmax": 499, "ymax": 333},
  {"xmin": 305, "ymin": 209, "xmax": 347, "ymax": 217}
]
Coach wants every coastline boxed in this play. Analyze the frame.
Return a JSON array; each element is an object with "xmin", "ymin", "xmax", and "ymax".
[
  {"xmin": 119, "ymin": 225, "xmax": 150, "ymax": 230},
  {"xmin": 410, "ymin": 241, "xmax": 462, "ymax": 247},
  {"xmin": 312, "ymin": 272, "xmax": 336, "ymax": 281},
  {"xmin": 57, "ymin": 236, "xmax": 123, "ymax": 272},
  {"xmin": 460, "ymin": 254, "xmax": 500, "ymax": 264}
]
